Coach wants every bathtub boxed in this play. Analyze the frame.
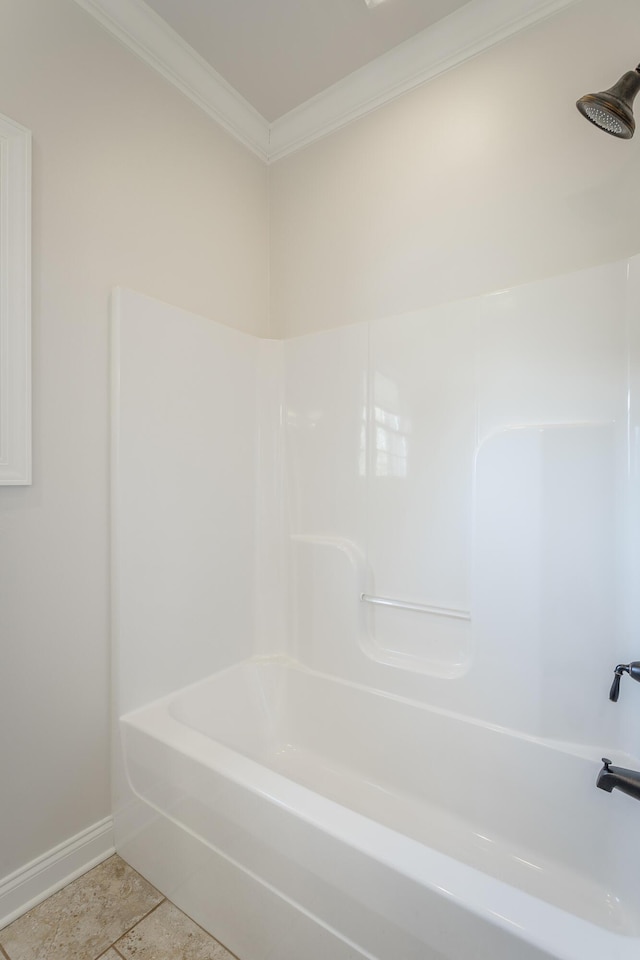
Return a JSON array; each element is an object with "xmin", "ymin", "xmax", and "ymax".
[{"xmin": 118, "ymin": 657, "xmax": 640, "ymax": 960}]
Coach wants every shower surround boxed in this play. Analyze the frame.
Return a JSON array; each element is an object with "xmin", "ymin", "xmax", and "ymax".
[{"xmin": 112, "ymin": 257, "xmax": 640, "ymax": 960}]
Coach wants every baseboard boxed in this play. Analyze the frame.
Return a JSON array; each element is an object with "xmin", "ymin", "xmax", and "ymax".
[{"xmin": 0, "ymin": 817, "xmax": 115, "ymax": 929}]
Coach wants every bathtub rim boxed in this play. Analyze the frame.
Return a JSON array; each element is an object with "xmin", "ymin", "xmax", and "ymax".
[{"xmin": 123, "ymin": 654, "xmax": 640, "ymax": 767}]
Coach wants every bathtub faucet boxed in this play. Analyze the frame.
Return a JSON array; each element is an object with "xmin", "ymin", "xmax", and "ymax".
[
  {"xmin": 597, "ymin": 758, "xmax": 640, "ymax": 802},
  {"xmin": 597, "ymin": 662, "xmax": 640, "ymax": 802},
  {"xmin": 609, "ymin": 661, "xmax": 640, "ymax": 701}
]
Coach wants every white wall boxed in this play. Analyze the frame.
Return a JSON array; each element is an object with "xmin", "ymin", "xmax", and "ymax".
[
  {"xmin": 0, "ymin": 0, "xmax": 269, "ymax": 885},
  {"xmin": 270, "ymin": 0, "xmax": 640, "ymax": 338}
]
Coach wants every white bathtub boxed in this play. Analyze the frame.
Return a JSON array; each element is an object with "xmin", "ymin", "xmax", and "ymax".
[{"xmin": 119, "ymin": 657, "xmax": 640, "ymax": 960}]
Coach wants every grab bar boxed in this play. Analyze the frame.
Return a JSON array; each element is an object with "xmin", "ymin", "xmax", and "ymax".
[{"xmin": 360, "ymin": 593, "xmax": 471, "ymax": 621}]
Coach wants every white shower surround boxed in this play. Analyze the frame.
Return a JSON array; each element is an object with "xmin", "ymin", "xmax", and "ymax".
[{"xmin": 112, "ymin": 257, "xmax": 640, "ymax": 960}]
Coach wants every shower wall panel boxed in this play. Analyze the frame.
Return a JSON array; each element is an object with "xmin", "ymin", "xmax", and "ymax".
[
  {"xmin": 283, "ymin": 258, "xmax": 639, "ymax": 750},
  {"xmin": 112, "ymin": 256, "xmax": 640, "ymax": 756},
  {"xmin": 112, "ymin": 289, "xmax": 260, "ymax": 717}
]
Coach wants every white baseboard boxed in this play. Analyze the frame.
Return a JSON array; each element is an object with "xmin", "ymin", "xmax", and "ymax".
[{"xmin": 0, "ymin": 817, "xmax": 115, "ymax": 929}]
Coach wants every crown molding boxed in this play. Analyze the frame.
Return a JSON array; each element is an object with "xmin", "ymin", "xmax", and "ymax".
[
  {"xmin": 72, "ymin": 0, "xmax": 270, "ymax": 161},
  {"xmin": 73, "ymin": 0, "xmax": 581, "ymax": 163},
  {"xmin": 268, "ymin": 0, "xmax": 581, "ymax": 160}
]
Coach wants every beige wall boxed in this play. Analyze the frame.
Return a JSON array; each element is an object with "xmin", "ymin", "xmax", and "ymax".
[
  {"xmin": 269, "ymin": 0, "xmax": 640, "ymax": 338},
  {"xmin": 0, "ymin": 0, "xmax": 268, "ymax": 879}
]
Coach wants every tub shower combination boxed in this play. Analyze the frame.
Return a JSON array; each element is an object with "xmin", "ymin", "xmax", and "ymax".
[{"xmin": 112, "ymin": 258, "xmax": 640, "ymax": 960}]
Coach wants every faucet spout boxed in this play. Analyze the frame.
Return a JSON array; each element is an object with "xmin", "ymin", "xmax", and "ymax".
[{"xmin": 597, "ymin": 758, "xmax": 640, "ymax": 802}]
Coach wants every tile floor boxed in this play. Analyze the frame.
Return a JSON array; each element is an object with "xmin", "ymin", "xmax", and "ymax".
[{"xmin": 0, "ymin": 855, "xmax": 237, "ymax": 960}]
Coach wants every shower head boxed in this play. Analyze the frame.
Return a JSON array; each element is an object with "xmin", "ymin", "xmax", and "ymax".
[{"xmin": 576, "ymin": 65, "xmax": 640, "ymax": 139}]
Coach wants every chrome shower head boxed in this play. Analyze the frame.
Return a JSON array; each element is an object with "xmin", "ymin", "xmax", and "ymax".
[{"xmin": 576, "ymin": 65, "xmax": 640, "ymax": 139}]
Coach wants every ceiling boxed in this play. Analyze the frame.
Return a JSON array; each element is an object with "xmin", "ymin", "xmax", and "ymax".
[
  {"xmin": 74, "ymin": 0, "xmax": 579, "ymax": 161},
  {"xmin": 141, "ymin": 0, "xmax": 473, "ymax": 121}
]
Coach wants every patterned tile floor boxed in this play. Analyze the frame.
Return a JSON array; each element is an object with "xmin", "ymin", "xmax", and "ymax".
[{"xmin": 0, "ymin": 855, "xmax": 236, "ymax": 960}]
